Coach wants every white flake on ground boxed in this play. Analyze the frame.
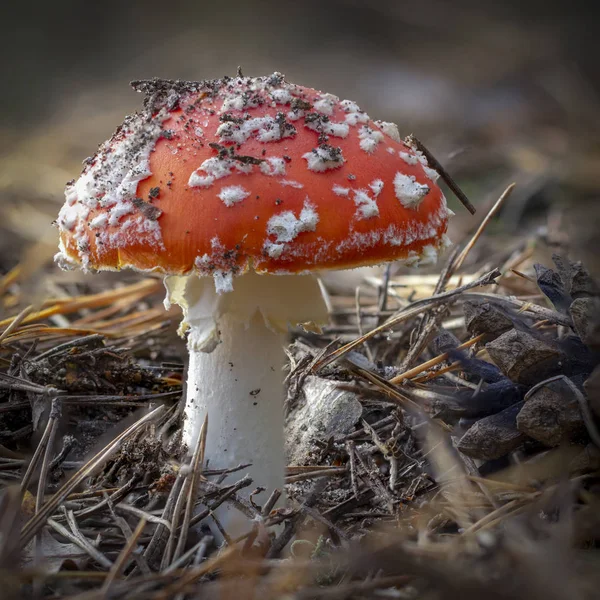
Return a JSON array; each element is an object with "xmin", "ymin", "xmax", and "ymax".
[
  {"xmin": 188, "ymin": 173, "xmax": 215, "ymax": 188},
  {"xmin": 404, "ymin": 227, "xmax": 416, "ymax": 245},
  {"xmin": 270, "ymin": 89, "xmax": 292, "ymax": 104},
  {"xmin": 193, "ymin": 237, "xmax": 238, "ymax": 293},
  {"xmin": 325, "ymin": 121, "xmax": 350, "ymax": 137},
  {"xmin": 332, "ymin": 185, "xmax": 351, "ymax": 197},
  {"xmin": 441, "ymin": 233, "xmax": 452, "ymax": 249},
  {"xmin": 415, "ymin": 150, "xmax": 429, "ymax": 166},
  {"xmin": 266, "ymin": 198, "xmax": 319, "ymax": 243},
  {"xmin": 216, "ymin": 120, "xmax": 252, "ymax": 144},
  {"xmin": 352, "ymin": 190, "xmax": 379, "ymax": 220},
  {"xmin": 194, "ymin": 126, "xmax": 204, "ymax": 137},
  {"xmin": 393, "ymin": 172, "xmax": 430, "ymax": 209},
  {"xmin": 259, "ymin": 157, "xmax": 287, "ymax": 176},
  {"xmin": 90, "ymin": 214, "xmax": 108, "ymax": 229},
  {"xmin": 217, "ymin": 116, "xmax": 296, "ymax": 144},
  {"xmin": 213, "ymin": 271, "xmax": 234, "ymax": 294},
  {"xmin": 263, "ymin": 240, "xmax": 285, "ymax": 259},
  {"xmin": 65, "ymin": 186, "xmax": 77, "ymax": 205},
  {"xmin": 399, "ymin": 151, "xmax": 419, "ymax": 165},
  {"xmin": 220, "ymin": 84, "xmax": 263, "ymax": 113},
  {"xmin": 374, "ymin": 120, "xmax": 401, "ymax": 142},
  {"xmin": 369, "ymin": 179, "xmax": 384, "ymax": 197},
  {"xmin": 313, "ymin": 93, "xmax": 338, "ymax": 115},
  {"xmin": 287, "ymin": 109, "xmax": 305, "ymax": 122},
  {"xmin": 358, "ymin": 126, "xmax": 384, "ymax": 153},
  {"xmin": 194, "ymin": 253, "xmax": 211, "ymax": 272},
  {"xmin": 188, "ymin": 157, "xmax": 252, "ymax": 188},
  {"xmin": 385, "ymin": 227, "xmax": 404, "ymax": 246},
  {"xmin": 429, "ymin": 205, "xmax": 444, "ymax": 227},
  {"xmin": 438, "ymin": 193, "xmax": 455, "ymax": 218},
  {"xmin": 221, "ymin": 96, "xmax": 245, "ymax": 112},
  {"xmin": 418, "ymin": 244, "xmax": 438, "ymax": 266},
  {"xmin": 386, "ymin": 147, "xmax": 396, "ymax": 154},
  {"xmin": 340, "ymin": 99, "xmax": 370, "ymax": 125},
  {"xmin": 108, "ymin": 202, "xmax": 135, "ymax": 226},
  {"xmin": 280, "ymin": 179, "xmax": 304, "ymax": 188},
  {"xmin": 303, "ymin": 145, "xmax": 345, "ymax": 172},
  {"xmin": 423, "ymin": 166, "xmax": 440, "ymax": 182},
  {"xmin": 305, "ymin": 118, "xmax": 349, "ymax": 138},
  {"xmin": 58, "ymin": 202, "xmax": 87, "ymax": 231},
  {"xmin": 256, "ymin": 120, "xmax": 293, "ymax": 142},
  {"xmin": 403, "ymin": 251, "xmax": 420, "ymax": 267},
  {"xmin": 335, "ymin": 223, "xmax": 411, "ymax": 255},
  {"xmin": 54, "ymin": 238, "xmax": 77, "ymax": 271},
  {"xmin": 217, "ymin": 185, "xmax": 250, "ymax": 207},
  {"xmin": 340, "ymin": 99, "xmax": 361, "ymax": 113}
]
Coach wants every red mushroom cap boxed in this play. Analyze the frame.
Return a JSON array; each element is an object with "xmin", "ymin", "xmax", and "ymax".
[{"xmin": 56, "ymin": 73, "xmax": 451, "ymax": 287}]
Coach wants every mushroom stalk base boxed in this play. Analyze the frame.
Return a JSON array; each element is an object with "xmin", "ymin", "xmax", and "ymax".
[{"xmin": 184, "ymin": 312, "xmax": 286, "ymax": 532}]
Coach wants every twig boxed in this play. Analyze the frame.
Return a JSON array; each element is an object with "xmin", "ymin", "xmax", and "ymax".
[
  {"xmin": 101, "ymin": 517, "xmax": 147, "ymax": 593},
  {"xmin": 189, "ymin": 475, "xmax": 255, "ymax": 527},
  {"xmin": 70, "ymin": 476, "xmax": 138, "ymax": 520},
  {"xmin": 313, "ymin": 269, "xmax": 500, "ymax": 371},
  {"xmin": 20, "ymin": 405, "xmax": 166, "ymax": 547},
  {"xmin": 35, "ymin": 399, "xmax": 62, "ymax": 514},
  {"xmin": 261, "ymin": 489, "xmax": 282, "ymax": 516},
  {"xmin": 346, "ymin": 441, "xmax": 361, "ymax": 500},
  {"xmin": 0, "ymin": 305, "xmax": 34, "ymax": 344},
  {"xmin": 452, "ymin": 183, "xmax": 516, "ymax": 272},
  {"xmin": 286, "ymin": 466, "xmax": 347, "ymax": 483},
  {"xmin": 266, "ymin": 482, "xmax": 325, "ymax": 559},
  {"xmin": 390, "ymin": 333, "xmax": 485, "ymax": 385},
  {"xmin": 406, "ymin": 135, "xmax": 476, "ymax": 214},
  {"xmin": 47, "ymin": 518, "xmax": 113, "ymax": 569},
  {"xmin": 0, "ymin": 279, "xmax": 161, "ymax": 329},
  {"xmin": 173, "ymin": 414, "xmax": 208, "ymax": 562},
  {"xmin": 20, "ymin": 399, "xmax": 60, "ymax": 495},
  {"xmin": 163, "ymin": 535, "xmax": 213, "ymax": 574},
  {"xmin": 355, "ymin": 285, "xmax": 374, "ymax": 363},
  {"xmin": 352, "ymin": 447, "xmax": 396, "ymax": 511},
  {"xmin": 106, "ymin": 495, "xmax": 151, "ymax": 575}
]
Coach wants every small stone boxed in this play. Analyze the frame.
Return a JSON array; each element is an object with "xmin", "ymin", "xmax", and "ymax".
[
  {"xmin": 463, "ymin": 300, "xmax": 513, "ymax": 338},
  {"xmin": 584, "ymin": 365, "xmax": 600, "ymax": 419},
  {"xmin": 569, "ymin": 443, "xmax": 600, "ymax": 474},
  {"xmin": 569, "ymin": 297, "xmax": 600, "ymax": 350},
  {"xmin": 432, "ymin": 330, "xmax": 461, "ymax": 354},
  {"xmin": 285, "ymin": 376, "xmax": 362, "ymax": 465},
  {"xmin": 516, "ymin": 378, "xmax": 585, "ymax": 447},
  {"xmin": 456, "ymin": 402, "xmax": 526, "ymax": 460},
  {"xmin": 486, "ymin": 329, "xmax": 566, "ymax": 385},
  {"xmin": 534, "ymin": 263, "xmax": 571, "ymax": 313},
  {"xmin": 569, "ymin": 261, "xmax": 599, "ymax": 299}
]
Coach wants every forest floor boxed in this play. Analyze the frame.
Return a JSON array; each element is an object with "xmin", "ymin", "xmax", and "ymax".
[{"xmin": 1, "ymin": 55, "xmax": 600, "ymax": 599}]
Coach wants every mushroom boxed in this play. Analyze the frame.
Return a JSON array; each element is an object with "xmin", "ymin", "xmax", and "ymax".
[{"xmin": 55, "ymin": 72, "xmax": 452, "ymax": 527}]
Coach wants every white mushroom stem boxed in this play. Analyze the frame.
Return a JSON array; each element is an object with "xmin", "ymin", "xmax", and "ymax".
[
  {"xmin": 164, "ymin": 271, "xmax": 328, "ymax": 534},
  {"xmin": 184, "ymin": 311, "xmax": 285, "ymax": 498}
]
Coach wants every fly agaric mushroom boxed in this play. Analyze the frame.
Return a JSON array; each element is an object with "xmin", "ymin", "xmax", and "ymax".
[{"xmin": 55, "ymin": 72, "xmax": 452, "ymax": 519}]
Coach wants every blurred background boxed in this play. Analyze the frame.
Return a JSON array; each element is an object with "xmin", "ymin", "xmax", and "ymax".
[{"xmin": 1, "ymin": 0, "xmax": 599, "ymax": 281}]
